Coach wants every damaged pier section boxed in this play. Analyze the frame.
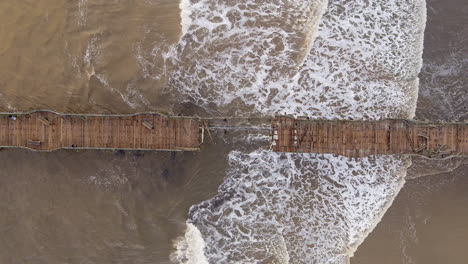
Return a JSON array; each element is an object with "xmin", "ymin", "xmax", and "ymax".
[
  {"xmin": 0, "ymin": 111, "xmax": 202, "ymax": 151},
  {"xmin": 1, "ymin": 112, "xmax": 467, "ymax": 158},
  {"xmin": 271, "ymin": 117, "xmax": 468, "ymax": 158}
]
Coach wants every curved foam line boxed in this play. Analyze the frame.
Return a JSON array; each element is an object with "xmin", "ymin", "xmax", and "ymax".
[{"xmin": 179, "ymin": 0, "xmax": 192, "ymax": 36}]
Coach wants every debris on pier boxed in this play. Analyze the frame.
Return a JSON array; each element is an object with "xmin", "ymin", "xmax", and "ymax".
[
  {"xmin": 0, "ymin": 111, "xmax": 202, "ymax": 151},
  {"xmin": 1, "ymin": 112, "xmax": 467, "ymax": 158},
  {"xmin": 271, "ymin": 116, "xmax": 468, "ymax": 158}
]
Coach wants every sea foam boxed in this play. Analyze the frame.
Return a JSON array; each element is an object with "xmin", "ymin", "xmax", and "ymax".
[
  {"xmin": 172, "ymin": 223, "xmax": 209, "ymax": 264},
  {"xmin": 170, "ymin": 0, "xmax": 328, "ymax": 114},
  {"xmin": 174, "ymin": 0, "xmax": 427, "ymax": 263},
  {"xmin": 172, "ymin": 0, "xmax": 426, "ymax": 119},
  {"xmin": 182, "ymin": 149, "xmax": 410, "ymax": 263}
]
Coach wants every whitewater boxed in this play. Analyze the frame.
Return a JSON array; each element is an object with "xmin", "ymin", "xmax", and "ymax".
[{"xmin": 171, "ymin": 0, "xmax": 427, "ymax": 263}]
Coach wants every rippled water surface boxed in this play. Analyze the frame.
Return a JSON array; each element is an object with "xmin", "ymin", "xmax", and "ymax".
[{"xmin": 0, "ymin": 0, "xmax": 466, "ymax": 263}]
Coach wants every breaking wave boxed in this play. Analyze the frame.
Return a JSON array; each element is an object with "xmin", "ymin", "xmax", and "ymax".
[
  {"xmin": 169, "ymin": 0, "xmax": 328, "ymax": 114},
  {"xmin": 171, "ymin": 223, "xmax": 209, "ymax": 264},
  {"xmin": 173, "ymin": 0, "xmax": 426, "ymax": 263},
  {"xmin": 171, "ymin": 0, "xmax": 426, "ymax": 119},
  {"xmin": 186, "ymin": 150, "xmax": 410, "ymax": 263}
]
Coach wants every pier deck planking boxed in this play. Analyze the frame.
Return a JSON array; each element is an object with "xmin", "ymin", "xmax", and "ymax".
[
  {"xmin": 0, "ymin": 111, "xmax": 201, "ymax": 151},
  {"xmin": 272, "ymin": 117, "xmax": 468, "ymax": 158}
]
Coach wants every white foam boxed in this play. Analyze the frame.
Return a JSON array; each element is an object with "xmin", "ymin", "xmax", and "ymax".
[
  {"xmin": 172, "ymin": 223, "xmax": 209, "ymax": 264},
  {"xmin": 266, "ymin": 0, "xmax": 426, "ymax": 119},
  {"xmin": 77, "ymin": 0, "xmax": 88, "ymax": 25},
  {"xmin": 187, "ymin": 150, "xmax": 410, "ymax": 262},
  {"xmin": 172, "ymin": 0, "xmax": 426, "ymax": 120},
  {"xmin": 179, "ymin": 0, "xmax": 193, "ymax": 36},
  {"xmin": 172, "ymin": 0, "xmax": 427, "ymax": 263},
  {"xmin": 170, "ymin": 0, "xmax": 328, "ymax": 112}
]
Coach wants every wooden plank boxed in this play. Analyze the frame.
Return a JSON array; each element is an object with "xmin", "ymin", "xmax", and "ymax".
[
  {"xmin": 0, "ymin": 111, "xmax": 201, "ymax": 151},
  {"xmin": 272, "ymin": 117, "xmax": 468, "ymax": 158}
]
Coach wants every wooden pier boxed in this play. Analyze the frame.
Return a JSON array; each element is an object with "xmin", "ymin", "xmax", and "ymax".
[
  {"xmin": 272, "ymin": 117, "xmax": 468, "ymax": 158},
  {"xmin": 1, "ymin": 112, "xmax": 467, "ymax": 157},
  {"xmin": 0, "ymin": 111, "xmax": 202, "ymax": 151}
]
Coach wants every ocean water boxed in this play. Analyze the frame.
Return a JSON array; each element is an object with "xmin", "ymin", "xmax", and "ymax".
[
  {"xmin": 0, "ymin": 0, "xmax": 466, "ymax": 263},
  {"xmin": 0, "ymin": 0, "xmax": 182, "ymax": 113},
  {"xmin": 176, "ymin": 150, "xmax": 410, "ymax": 263},
  {"xmin": 169, "ymin": 0, "xmax": 327, "ymax": 115},
  {"xmin": 354, "ymin": 0, "xmax": 468, "ymax": 262},
  {"xmin": 173, "ymin": 0, "xmax": 427, "ymax": 263},
  {"xmin": 171, "ymin": 0, "xmax": 425, "ymax": 119},
  {"xmin": 416, "ymin": 0, "xmax": 468, "ymax": 122}
]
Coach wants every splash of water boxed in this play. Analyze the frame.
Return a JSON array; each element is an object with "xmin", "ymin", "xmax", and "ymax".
[{"xmin": 171, "ymin": 223, "xmax": 209, "ymax": 264}]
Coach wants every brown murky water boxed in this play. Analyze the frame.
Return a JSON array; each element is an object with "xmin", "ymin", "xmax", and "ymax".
[
  {"xmin": 0, "ymin": 133, "xmax": 240, "ymax": 264},
  {"xmin": 0, "ymin": 0, "xmax": 466, "ymax": 263},
  {"xmin": 352, "ymin": 0, "xmax": 468, "ymax": 263},
  {"xmin": 0, "ymin": 0, "xmax": 181, "ymax": 114},
  {"xmin": 352, "ymin": 163, "xmax": 468, "ymax": 264}
]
